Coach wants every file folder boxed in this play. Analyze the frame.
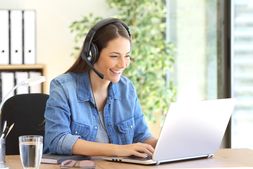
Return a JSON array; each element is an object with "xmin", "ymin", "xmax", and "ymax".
[
  {"xmin": 0, "ymin": 10, "xmax": 10, "ymax": 64},
  {"xmin": 15, "ymin": 72, "xmax": 29, "ymax": 94},
  {"xmin": 10, "ymin": 10, "xmax": 23, "ymax": 64},
  {"xmin": 29, "ymin": 71, "xmax": 42, "ymax": 93},
  {"xmin": 24, "ymin": 10, "xmax": 36, "ymax": 64},
  {"xmin": 1, "ymin": 72, "xmax": 15, "ymax": 101}
]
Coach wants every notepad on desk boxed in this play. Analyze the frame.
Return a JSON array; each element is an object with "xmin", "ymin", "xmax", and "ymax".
[{"xmin": 41, "ymin": 154, "xmax": 90, "ymax": 164}]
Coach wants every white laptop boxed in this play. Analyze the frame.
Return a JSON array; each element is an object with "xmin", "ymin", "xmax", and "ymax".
[{"xmin": 102, "ymin": 98, "xmax": 235, "ymax": 165}]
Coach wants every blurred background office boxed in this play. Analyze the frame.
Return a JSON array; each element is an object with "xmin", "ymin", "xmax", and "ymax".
[{"xmin": 0, "ymin": 0, "xmax": 253, "ymax": 149}]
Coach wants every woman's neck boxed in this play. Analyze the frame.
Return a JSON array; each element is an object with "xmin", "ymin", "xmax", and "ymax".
[
  {"xmin": 89, "ymin": 71, "xmax": 110, "ymax": 93},
  {"xmin": 89, "ymin": 71, "xmax": 109, "ymax": 112}
]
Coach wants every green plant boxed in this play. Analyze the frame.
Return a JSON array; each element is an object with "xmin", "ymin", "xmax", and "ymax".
[{"xmin": 69, "ymin": 0, "xmax": 176, "ymax": 123}]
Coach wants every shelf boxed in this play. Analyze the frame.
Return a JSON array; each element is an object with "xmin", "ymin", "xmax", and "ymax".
[
  {"xmin": 0, "ymin": 64, "xmax": 45, "ymax": 70},
  {"xmin": 0, "ymin": 64, "xmax": 46, "ymax": 93}
]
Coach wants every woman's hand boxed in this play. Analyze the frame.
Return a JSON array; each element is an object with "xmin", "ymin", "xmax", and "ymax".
[{"xmin": 113, "ymin": 142, "xmax": 155, "ymax": 158}]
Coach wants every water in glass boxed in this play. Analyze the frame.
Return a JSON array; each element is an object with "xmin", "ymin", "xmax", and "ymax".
[{"xmin": 19, "ymin": 136, "xmax": 43, "ymax": 169}]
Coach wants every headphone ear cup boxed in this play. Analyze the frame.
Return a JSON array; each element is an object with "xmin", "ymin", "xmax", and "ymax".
[{"xmin": 89, "ymin": 43, "xmax": 99, "ymax": 64}]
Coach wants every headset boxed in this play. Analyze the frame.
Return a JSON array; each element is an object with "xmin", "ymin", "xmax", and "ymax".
[{"xmin": 81, "ymin": 18, "xmax": 131, "ymax": 79}]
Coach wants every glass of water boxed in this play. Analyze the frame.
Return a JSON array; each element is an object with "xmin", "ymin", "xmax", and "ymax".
[{"xmin": 19, "ymin": 135, "xmax": 43, "ymax": 169}]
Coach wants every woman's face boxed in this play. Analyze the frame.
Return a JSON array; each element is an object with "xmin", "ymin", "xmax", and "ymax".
[{"xmin": 94, "ymin": 36, "xmax": 131, "ymax": 83}]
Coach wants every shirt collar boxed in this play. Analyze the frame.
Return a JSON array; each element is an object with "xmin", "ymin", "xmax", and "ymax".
[{"xmin": 76, "ymin": 72, "xmax": 120, "ymax": 102}]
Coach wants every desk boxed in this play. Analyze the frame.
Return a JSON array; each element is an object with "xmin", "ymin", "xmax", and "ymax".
[{"xmin": 5, "ymin": 149, "xmax": 253, "ymax": 169}]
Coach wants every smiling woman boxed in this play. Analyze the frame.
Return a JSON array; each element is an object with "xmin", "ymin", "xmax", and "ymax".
[
  {"xmin": 44, "ymin": 18, "xmax": 157, "ymax": 157},
  {"xmin": 94, "ymin": 36, "xmax": 131, "ymax": 83},
  {"xmin": 69, "ymin": 0, "xmax": 177, "ymax": 130}
]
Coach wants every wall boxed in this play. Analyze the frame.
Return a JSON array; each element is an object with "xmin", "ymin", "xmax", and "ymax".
[{"xmin": 0, "ymin": 0, "xmax": 111, "ymax": 93}]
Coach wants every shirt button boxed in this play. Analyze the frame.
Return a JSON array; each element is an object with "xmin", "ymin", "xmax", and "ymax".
[
  {"xmin": 94, "ymin": 126, "xmax": 98, "ymax": 129},
  {"xmin": 130, "ymin": 125, "xmax": 133, "ymax": 128},
  {"xmin": 75, "ymin": 131, "xmax": 78, "ymax": 134}
]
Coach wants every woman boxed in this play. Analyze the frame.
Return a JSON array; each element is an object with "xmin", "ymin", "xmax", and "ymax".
[{"xmin": 44, "ymin": 18, "xmax": 157, "ymax": 158}]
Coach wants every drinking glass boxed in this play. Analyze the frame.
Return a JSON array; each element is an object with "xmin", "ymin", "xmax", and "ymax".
[
  {"xmin": 0, "ymin": 138, "xmax": 8, "ymax": 169},
  {"xmin": 19, "ymin": 135, "xmax": 43, "ymax": 169}
]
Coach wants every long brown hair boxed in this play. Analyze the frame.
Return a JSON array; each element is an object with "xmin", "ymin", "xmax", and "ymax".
[{"xmin": 66, "ymin": 21, "xmax": 131, "ymax": 73}]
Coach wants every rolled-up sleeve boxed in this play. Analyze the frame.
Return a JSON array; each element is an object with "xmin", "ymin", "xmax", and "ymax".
[{"xmin": 44, "ymin": 79, "xmax": 79, "ymax": 155}]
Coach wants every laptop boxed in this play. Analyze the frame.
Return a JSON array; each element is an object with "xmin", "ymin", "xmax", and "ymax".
[{"xmin": 101, "ymin": 98, "xmax": 235, "ymax": 165}]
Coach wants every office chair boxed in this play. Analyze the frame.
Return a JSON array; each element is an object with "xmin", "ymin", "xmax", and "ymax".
[{"xmin": 1, "ymin": 93, "xmax": 49, "ymax": 155}]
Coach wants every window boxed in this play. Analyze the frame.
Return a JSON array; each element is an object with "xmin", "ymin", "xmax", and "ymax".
[
  {"xmin": 167, "ymin": 0, "xmax": 253, "ymax": 148},
  {"xmin": 166, "ymin": 0, "xmax": 219, "ymax": 101},
  {"xmin": 166, "ymin": 0, "xmax": 231, "ymax": 147}
]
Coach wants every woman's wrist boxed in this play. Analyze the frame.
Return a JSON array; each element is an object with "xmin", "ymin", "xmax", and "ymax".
[{"xmin": 110, "ymin": 144, "xmax": 120, "ymax": 157}]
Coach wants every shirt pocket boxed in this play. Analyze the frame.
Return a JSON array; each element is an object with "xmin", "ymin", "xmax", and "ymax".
[
  {"xmin": 116, "ymin": 118, "xmax": 135, "ymax": 144},
  {"xmin": 71, "ymin": 122, "xmax": 90, "ymax": 140}
]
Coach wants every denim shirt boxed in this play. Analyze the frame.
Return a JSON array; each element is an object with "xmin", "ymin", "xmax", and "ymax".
[{"xmin": 44, "ymin": 72, "xmax": 152, "ymax": 155}]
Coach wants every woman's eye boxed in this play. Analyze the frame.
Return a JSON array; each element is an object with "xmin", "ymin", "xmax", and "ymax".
[{"xmin": 110, "ymin": 55, "xmax": 118, "ymax": 58}]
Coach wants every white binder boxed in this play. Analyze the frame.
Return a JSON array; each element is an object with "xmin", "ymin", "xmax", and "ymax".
[
  {"xmin": 15, "ymin": 72, "xmax": 29, "ymax": 94},
  {"xmin": 0, "ymin": 10, "xmax": 9, "ymax": 64},
  {"xmin": 29, "ymin": 71, "xmax": 42, "ymax": 93},
  {"xmin": 1, "ymin": 72, "xmax": 15, "ymax": 101},
  {"xmin": 24, "ymin": 10, "xmax": 36, "ymax": 64},
  {"xmin": 10, "ymin": 10, "xmax": 23, "ymax": 64}
]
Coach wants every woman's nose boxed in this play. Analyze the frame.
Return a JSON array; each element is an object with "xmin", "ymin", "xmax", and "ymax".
[{"xmin": 118, "ymin": 57, "xmax": 129, "ymax": 68}]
